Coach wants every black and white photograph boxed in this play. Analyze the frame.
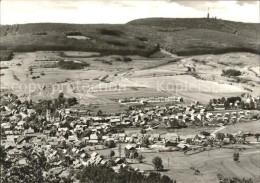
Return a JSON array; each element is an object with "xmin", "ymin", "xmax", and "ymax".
[{"xmin": 0, "ymin": 0, "xmax": 259, "ymax": 182}]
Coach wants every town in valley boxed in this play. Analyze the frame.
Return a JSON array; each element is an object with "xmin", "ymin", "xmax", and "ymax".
[{"xmin": 0, "ymin": 1, "xmax": 260, "ymax": 183}]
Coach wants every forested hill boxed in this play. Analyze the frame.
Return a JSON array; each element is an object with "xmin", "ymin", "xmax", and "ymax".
[{"xmin": 0, "ymin": 18, "xmax": 259, "ymax": 57}]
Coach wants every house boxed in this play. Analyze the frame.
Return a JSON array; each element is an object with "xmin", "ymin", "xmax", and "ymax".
[
  {"xmin": 100, "ymin": 160, "xmax": 107, "ymax": 165},
  {"xmin": 206, "ymin": 113, "xmax": 213, "ymax": 119},
  {"xmin": 162, "ymin": 133, "xmax": 178, "ymax": 142},
  {"xmin": 91, "ymin": 152, "xmax": 98, "ymax": 157},
  {"xmin": 236, "ymin": 131, "xmax": 244, "ymax": 137},
  {"xmin": 239, "ymin": 111, "xmax": 244, "ymax": 115},
  {"xmin": 231, "ymin": 112, "xmax": 237, "ymax": 116},
  {"xmin": 118, "ymin": 133, "xmax": 126, "ymax": 141},
  {"xmin": 8, "ymin": 149, "xmax": 23, "ymax": 156},
  {"xmin": 245, "ymin": 111, "xmax": 252, "ymax": 115},
  {"xmin": 16, "ymin": 136, "xmax": 25, "ymax": 144},
  {"xmin": 115, "ymin": 158, "xmax": 124, "ymax": 164},
  {"xmin": 17, "ymin": 121, "xmax": 25, "ymax": 126},
  {"xmin": 89, "ymin": 139, "xmax": 99, "ymax": 144},
  {"xmin": 18, "ymin": 158, "xmax": 27, "ymax": 165},
  {"xmin": 1, "ymin": 123, "xmax": 11, "ymax": 130},
  {"xmin": 223, "ymin": 138, "xmax": 230, "ymax": 144},
  {"xmin": 125, "ymin": 144, "xmax": 136, "ymax": 150},
  {"xmin": 125, "ymin": 137, "xmax": 133, "ymax": 143},
  {"xmin": 214, "ymin": 104, "xmax": 225, "ymax": 110},
  {"xmin": 49, "ymin": 141, "xmax": 59, "ymax": 147},
  {"xmin": 102, "ymin": 135, "xmax": 109, "ymax": 141},
  {"xmin": 24, "ymin": 128, "xmax": 35, "ymax": 135},
  {"xmin": 68, "ymin": 136, "xmax": 77, "ymax": 142},
  {"xmin": 43, "ymin": 130, "xmax": 51, "ymax": 135},
  {"xmin": 231, "ymin": 116, "xmax": 237, "ymax": 120},
  {"xmin": 180, "ymin": 135, "xmax": 195, "ymax": 142},
  {"xmin": 5, "ymin": 131, "xmax": 13, "ymax": 135},
  {"xmin": 177, "ymin": 143, "xmax": 189, "ymax": 150},
  {"xmin": 90, "ymin": 134, "xmax": 99, "ymax": 140},
  {"xmin": 110, "ymin": 118, "xmax": 121, "ymax": 125},
  {"xmin": 58, "ymin": 127, "xmax": 68, "ymax": 132}
]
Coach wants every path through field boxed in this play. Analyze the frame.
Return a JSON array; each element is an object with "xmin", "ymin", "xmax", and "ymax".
[{"xmin": 211, "ymin": 126, "xmax": 226, "ymax": 136}]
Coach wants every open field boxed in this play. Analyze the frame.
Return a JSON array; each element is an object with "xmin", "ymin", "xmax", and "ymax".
[
  {"xmin": 93, "ymin": 141, "xmax": 260, "ymax": 183},
  {"xmin": 221, "ymin": 120, "xmax": 260, "ymax": 134},
  {"xmin": 1, "ymin": 50, "xmax": 259, "ymax": 112},
  {"xmin": 130, "ymin": 148, "xmax": 260, "ymax": 183},
  {"xmin": 123, "ymin": 120, "xmax": 260, "ymax": 136}
]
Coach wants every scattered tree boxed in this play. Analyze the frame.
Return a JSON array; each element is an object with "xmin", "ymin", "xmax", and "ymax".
[
  {"xmin": 110, "ymin": 150, "xmax": 115, "ymax": 159},
  {"xmin": 255, "ymin": 133, "xmax": 260, "ymax": 142},
  {"xmin": 137, "ymin": 155, "xmax": 144, "ymax": 163},
  {"xmin": 152, "ymin": 156, "xmax": 164, "ymax": 171},
  {"xmin": 216, "ymin": 133, "xmax": 225, "ymax": 141},
  {"xmin": 233, "ymin": 152, "xmax": 239, "ymax": 162}
]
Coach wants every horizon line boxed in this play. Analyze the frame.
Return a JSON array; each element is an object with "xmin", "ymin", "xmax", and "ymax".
[{"xmin": 1, "ymin": 17, "xmax": 260, "ymax": 26}]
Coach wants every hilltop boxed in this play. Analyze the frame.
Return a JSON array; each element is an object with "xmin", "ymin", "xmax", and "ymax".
[
  {"xmin": 0, "ymin": 18, "xmax": 259, "ymax": 58},
  {"xmin": 127, "ymin": 18, "xmax": 260, "ymax": 55},
  {"xmin": 127, "ymin": 18, "xmax": 260, "ymax": 34}
]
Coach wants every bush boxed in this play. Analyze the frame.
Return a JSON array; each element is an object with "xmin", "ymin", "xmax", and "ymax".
[
  {"xmin": 136, "ymin": 45, "xmax": 146, "ymax": 49},
  {"xmin": 102, "ymin": 60, "xmax": 112, "ymax": 65},
  {"xmin": 152, "ymin": 157, "xmax": 164, "ymax": 171},
  {"xmin": 65, "ymin": 31, "xmax": 82, "ymax": 36},
  {"xmin": 123, "ymin": 57, "xmax": 132, "ymax": 62},
  {"xmin": 100, "ymin": 29, "xmax": 123, "ymax": 36},
  {"xmin": 106, "ymin": 40, "xmax": 127, "ymax": 47},
  {"xmin": 0, "ymin": 67, "xmax": 9, "ymax": 70},
  {"xmin": 233, "ymin": 152, "xmax": 239, "ymax": 162},
  {"xmin": 105, "ymin": 140, "xmax": 116, "ymax": 148},
  {"xmin": 135, "ymin": 36, "xmax": 148, "ymax": 41},
  {"xmin": 114, "ymin": 57, "xmax": 122, "ymax": 61},
  {"xmin": 222, "ymin": 69, "xmax": 241, "ymax": 77},
  {"xmin": 57, "ymin": 60, "xmax": 90, "ymax": 70}
]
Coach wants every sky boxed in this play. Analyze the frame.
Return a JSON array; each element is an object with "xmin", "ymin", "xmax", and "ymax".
[{"xmin": 0, "ymin": 0, "xmax": 259, "ymax": 25}]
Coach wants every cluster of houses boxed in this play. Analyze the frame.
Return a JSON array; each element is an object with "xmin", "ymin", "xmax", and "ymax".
[
  {"xmin": 119, "ymin": 96, "xmax": 184, "ymax": 105},
  {"xmin": 1, "ymin": 93, "xmax": 259, "ymax": 179},
  {"xmin": 212, "ymin": 94, "xmax": 259, "ymax": 110}
]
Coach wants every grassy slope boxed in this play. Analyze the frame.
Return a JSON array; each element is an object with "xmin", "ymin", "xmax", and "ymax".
[
  {"xmin": 0, "ymin": 23, "xmax": 158, "ymax": 57},
  {"xmin": 127, "ymin": 18, "xmax": 260, "ymax": 55},
  {"xmin": 0, "ymin": 18, "xmax": 259, "ymax": 57}
]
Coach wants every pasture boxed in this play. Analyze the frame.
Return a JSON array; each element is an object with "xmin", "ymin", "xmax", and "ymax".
[
  {"xmin": 131, "ymin": 148, "xmax": 260, "ymax": 183},
  {"xmin": 0, "ymin": 51, "xmax": 259, "ymax": 113}
]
